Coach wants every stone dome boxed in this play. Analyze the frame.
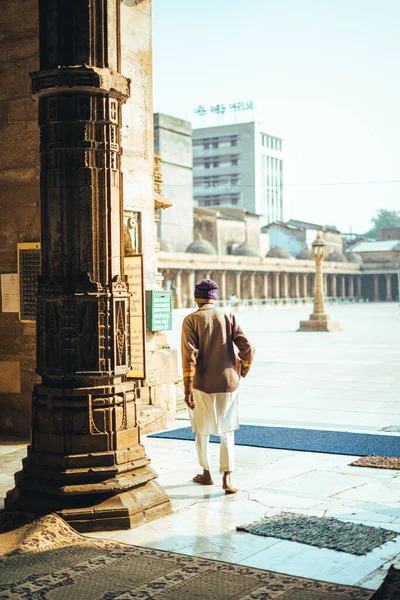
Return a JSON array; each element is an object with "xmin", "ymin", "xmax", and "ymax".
[
  {"xmin": 326, "ymin": 251, "xmax": 348, "ymax": 262},
  {"xmin": 296, "ymin": 247, "xmax": 312, "ymax": 260},
  {"xmin": 345, "ymin": 252, "xmax": 363, "ymax": 265},
  {"xmin": 266, "ymin": 245, "xmax": 291, "ymax": 259},
  {"xmin": 231, "ymin": 243, "xmax": 259, "ymax": 257},
  {"xmin": 186, "ymin": 238, "xmax": 217, "ymax": 255}
]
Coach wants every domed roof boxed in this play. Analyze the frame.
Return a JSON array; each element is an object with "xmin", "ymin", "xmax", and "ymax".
[
  {"xmin": 296, "ymin": 247, "xmax": 312, "ymax": 260},
  {"xmin": 186, "ymin": 238, "xmax": 216, "ymax": 255},
  {"xmin": 266, "ymin": 245, "xmax": 291, "ymax": 259},
  {"xmin": 231, "ymin": 243, "xmax": 259, "ymax": 257},
  {"xmin": 326, "ymin": 251, "xmax": 347, "ymax": 262},
  {"xmin": 345, "ymin": 252, "xmax": 363, "ymax": 265},
  {"xmin": 159, "ymin": 239, "xmax": 171, "ymax": 252}
]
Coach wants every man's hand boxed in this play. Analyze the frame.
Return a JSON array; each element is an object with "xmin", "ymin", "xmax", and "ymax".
[{"xmin": 184, "ymin": 392, "xmax": 195, "ymax": 409}]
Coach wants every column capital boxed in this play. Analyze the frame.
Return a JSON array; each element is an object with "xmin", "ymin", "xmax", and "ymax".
[{"xmin": 31, "ymin": 66, "xmax": 130, "ymax": 101}]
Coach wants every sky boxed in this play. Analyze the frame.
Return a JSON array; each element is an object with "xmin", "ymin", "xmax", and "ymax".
[{"xmin": 152, "ymin": 0, "xmax": 400, "ymax": 234}]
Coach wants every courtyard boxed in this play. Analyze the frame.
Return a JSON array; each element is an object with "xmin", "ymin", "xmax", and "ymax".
[{"xmin": 1, "ymin": 302, "xmax": 399, "ymax": 592}]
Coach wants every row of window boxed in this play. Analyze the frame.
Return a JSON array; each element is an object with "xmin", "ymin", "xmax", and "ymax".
[
  {"xmin": 193, "ymin": 156, "xmax": 240, "ymax": 169},
  {"xmin": 197, "ymin": 193, "xmax": 241, "ymax": 207},
  {"xmin": 194, "ymin": 176, "xmax": 240, "ymax": 188},
  {"xmin": 261, "ymin": 134, "xmax": 282, "ymax": 151},
  {"xmin": 193, "ymin": 135, "xmax": 239, "ymax": 150}
]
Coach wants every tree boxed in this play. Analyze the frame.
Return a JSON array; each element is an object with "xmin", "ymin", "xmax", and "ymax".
[{"xmin": 366, "ymin": 209, "xmax": 400, "ymax": 239}]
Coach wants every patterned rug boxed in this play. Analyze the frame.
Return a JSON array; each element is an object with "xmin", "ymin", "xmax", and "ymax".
[
  {"xmin": 237, "ymin": 512, "xmax": 398, "ymax": 556},
  {"xmin": 0, "ymin": 513, "xmax": 374, "ymax": 599},
  {"xmin": 350, "ymin": 456, "xmax": 400, "ymax": 470}
]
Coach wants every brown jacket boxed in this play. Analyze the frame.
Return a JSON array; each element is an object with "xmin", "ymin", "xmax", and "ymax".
[{"xmin": 181, "ymin": 304, "xmax": 254, "ymax": 394}]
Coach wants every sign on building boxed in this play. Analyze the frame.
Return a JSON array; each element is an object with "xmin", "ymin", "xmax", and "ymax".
[
  {"xmin": 17, "ymin": 242, "xmax": 41, "ymax": 323},
  {"xmin": 146, "ymin": 290, "xmax": 172, "ymax": 332},
  {"xmin": 124, "ymin": 255, "xmax": 146, "ymax": 380}
]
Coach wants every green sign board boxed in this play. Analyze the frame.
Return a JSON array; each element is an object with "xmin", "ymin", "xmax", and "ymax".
[{"xmin": 146, "ymin": 290, "xmax": 172, "ymax": 332}]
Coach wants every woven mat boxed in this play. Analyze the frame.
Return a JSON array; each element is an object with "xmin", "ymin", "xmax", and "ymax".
[
  {"xmin": 0, "ymin": 513, "xmax": 373, "ymax": 600},
  {"xmin": 237, "ymin": 512, "xmax": 398, "ymax": 556},
  {"xmin": 350, "ymin": 455, "xmax": 400, "ymax": 470}
]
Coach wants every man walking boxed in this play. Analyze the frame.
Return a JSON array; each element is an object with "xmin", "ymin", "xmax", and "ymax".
[{"xmin": 181, "ymin": 279, "xmax": 254, "ymax": 494}]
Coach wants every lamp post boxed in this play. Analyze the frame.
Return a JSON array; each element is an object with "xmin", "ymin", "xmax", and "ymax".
[{"xmin": 298, "ymin": 234, "xmax": 341, "ymax": 332}]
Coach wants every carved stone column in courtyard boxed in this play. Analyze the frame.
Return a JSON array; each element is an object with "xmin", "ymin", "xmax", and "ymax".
[
  {"xmin": 187, "ymin": 270, "xmax": 196, "ymax": 307},
  {"xmin": 272, "ymin": 272, "xmax": 280, "ymax": 300},
  {"xmin": 235, "ymin": 271, "xmax": 241, "ymax": 299},
  {"xmin": 175, "ymin": 269, "xmax": 182, "ymax": 308},
  {"xmin": 331, "ymin": 274, "xmax": 337, "ymax": 298},
  {"xmin": 263, "ymin": 272, "xmax": 269, "ymax": 300},
  {"xmin": 299, "ymin": 235, "xmax": 340, "ymax": 332},
  {"xmin": 301, "ymin": 274, "xmax": 308, "ymax": 301},
  {"xmin": 281, "ymin": 272, "xmax": 289, "ymax": 302},
  {"xmin": 220, "ymin": 270, "xmax": 227, "ymax": 303},
  {"xmin": 293, "ymin": 273, "xmax": 300, "ymax": 300},
  {"xmin": 249, "ymin": 272, "xmax": 256, "ymax": 303},
  {"xmin": 5, "ymin": 0, "xmax": 171, "ymax": 531},
  {"xmin": 323, "ymin": 274, "xmax": 328, "ymax": 296},
  {"xmin": 339, "ymin": 275, "xmax": 346, "ymax": 298},
  {"xmin": 356, "ymin": 275, "xmax": 362, "ymax": 299},
  {"xmin": 385, "ymin": 274, "xmax": 393, "ymax": 301},
  {"xmin": 348, "ymin": 275, "xmax": 355, "ymax": 299},
  {"xmin": 374, "ymin": 275, "xmax": 380, "ymax": 301}
]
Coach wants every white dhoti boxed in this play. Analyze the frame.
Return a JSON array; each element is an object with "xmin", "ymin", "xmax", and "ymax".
[{"xmin": 189, "ymin": 389, "xmax": 239, "ymax": 473}]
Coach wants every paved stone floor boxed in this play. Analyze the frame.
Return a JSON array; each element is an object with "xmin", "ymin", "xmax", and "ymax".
[
  {"xmin": 170, "ymin": 302, "xmax": 400, "ymax": 432},
  {"xmin": 1, "ymin": 303, "xmax": 399, "ymax": 591}
]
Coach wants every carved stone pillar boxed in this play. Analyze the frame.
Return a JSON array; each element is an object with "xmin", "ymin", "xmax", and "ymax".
[
  {"xmin": 339, "ymin": 275, "xmax": 346, "ymax": 298},
  {"xmin": 301, "ymin": 274, "xmax": 308, "ymax": 300},
  {"xmin": 385, "ymin": 274, "xmax": 393, "ymax": 301},
  {"xmin": 220, "ymin": 270, "xmax": 227, "ymax": 303},
  {"xmin": 263, "ymin": 272, "xmax": 269, "ymax": 300},
  {"xmin": 6, "ymin": 0, "xmax": 170, "ymax": 531},
  {"xmin": 235, "ymin": 271, "xmax": 241, "ymax": 299},
  {"xmin": 175, "ymin": 269, "xmax": 182, "ymax": 308},
  {"xmin": 356, "ymin": 275, "xmax": 362, "ymax": 299},
  {"xmin": 323, "ymin": 274, "xmax": 328, "ymax": 296},
  {"xmin": 281, "ymin": 272, "xmax": 289, "ymax": 302},
  {"xmin": 331, "ymin": 274, "xmax": 337, "ymax": 298},
  {"xmin": 187, "ymin": 270, "xmax": 195, "ymax": 307},
  {"xmin": 249, "ymin": 272, "xmax": 256, "ymax": 303},
  {"xmin": 374, "ymin": 275, "xmax": 380, "ymax": 301},
  {"xmin": 272, "ymin": 272, "xmax": 280, "ymax": 300},
  {"xmin": 348, "ymin": 275, "xmax": 354, "ymax": 299},
  {"xmin": 299, "ymin": 235, "xmax": 340, "ymax": 332},
  {"xmin": 293, "ymin": 274, "xmax": 300, "ymax": 300}
]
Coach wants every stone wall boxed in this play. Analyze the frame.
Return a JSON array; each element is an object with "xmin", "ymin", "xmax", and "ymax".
[
  {"xmin": 120, "ymin": 0, "xmax": 180, "ymax": 432},
  {"xmin": 0, "ymin": 0, "xmax": 40, "ymax": 435}
]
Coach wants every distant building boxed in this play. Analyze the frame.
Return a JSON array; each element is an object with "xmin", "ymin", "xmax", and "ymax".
[
  {"xmin": 192, "ymin": 122, "xmax": 284, "ymax": 227},
  {"xmin": 154, "ymin": 113, "xmax": 193, "ymax": 252},
  {"xmin": 350, "ymin": 240, "xmax": 400, "ymax": 264},
  {"xmin": 191, "ymin": 206, "xmax": 269, "ymax": 257},
  {"xmin": 380, "ymin": 227, "xmax": 400, "ymax": 241},
  {"xmin": 262, "ymin": 219, "xmax": 343, "ymax": 258}
]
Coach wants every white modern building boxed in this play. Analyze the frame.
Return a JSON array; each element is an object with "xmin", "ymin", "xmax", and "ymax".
[{"xmin": 192, "ymin": 121, "xmax": 284, "ymax": 227}]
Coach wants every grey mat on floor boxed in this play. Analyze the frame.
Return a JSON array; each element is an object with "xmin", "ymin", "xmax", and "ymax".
[
  {"xmin": 149, "ymin": 425, "xmax": 400, "ymax": 457},
  {"xmin": 237, "ymin": 512, "xmax": 398, "ymax": 555}
]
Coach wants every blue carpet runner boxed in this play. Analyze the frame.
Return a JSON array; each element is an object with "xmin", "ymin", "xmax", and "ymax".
[{"xmin": 148, "ymin": 425, "xmax": 400, "ymax": 457}]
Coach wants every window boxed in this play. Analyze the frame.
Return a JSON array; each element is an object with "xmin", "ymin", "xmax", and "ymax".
[
  {"xmin": 213, "ymin": 160, "xmax": 219, "ymax": 168},
  {"xmin": 212, "ymin": 141, "xmax": 219, "ymax": 148},
  {"xmin": 231, "ymin": 158, "xmax": 238, "ymax": 166},
  {"xmin": 204, "ymin": 143, "xmax": 210, "ymax": 149},
  {"xmin": 231, "ymin": 139, "xmax": 237, "ymax": 147},
  {"xmin": 205, "ymin": 161, "xmax": 210, "ymax": 169},
  {"xmin": 231, "ymin": 177, "xmax": 239, "ymax": 186}
]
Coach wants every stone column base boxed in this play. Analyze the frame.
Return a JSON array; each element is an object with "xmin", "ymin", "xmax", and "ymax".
[
  {"xmin": 6, "ymin": 479, "xmax": 171, "ymax": 532},
  {"xmin": 298, "ymin": 318, "xmax": 341, "ymax": 332}
]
